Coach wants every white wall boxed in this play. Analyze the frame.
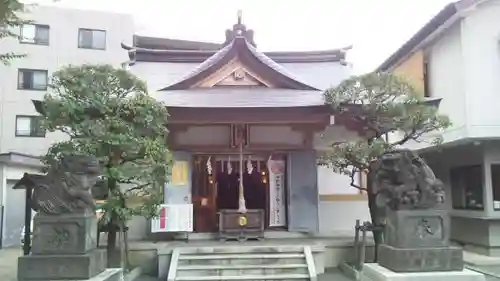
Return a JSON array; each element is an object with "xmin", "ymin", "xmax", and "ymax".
[
  {"xmin": 314, "ymin": 125, "xmax": 371, "ymax": 236},
  {"xmin": 459, "ymin": 0, "xmax": 500, "ymax": 138},
  {"xmin": 0, "ymin": 5, "xmax": 134, "ymax": 156},
  {"xmin": 407, "ymin": 0, "xmax": 500, "ymax": 150},
  {"xmin": 427, "ymin": 23, "xmax": 467, "ymax": 144}
]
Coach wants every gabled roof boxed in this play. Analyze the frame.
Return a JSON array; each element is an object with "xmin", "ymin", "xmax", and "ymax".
[
  {"xmin": 376, "ymin": 0, "xmax": 481, "ymax": 71},
  {"xmin": 160, "ymin": 36, "xmax": 320, "ymax": 91},
  {"xmin": 123, "ymin": 12, "xmax": 351, "ymax": 109}
]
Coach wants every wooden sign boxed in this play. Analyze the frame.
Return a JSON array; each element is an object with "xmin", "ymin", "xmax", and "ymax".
[
  {"xmin": 171, "ymin": 161, "xmax": 188, "ymax": 185},
  {"xmin": 230, "ymin": 124, "xmax": 249, "ymax": 147}
]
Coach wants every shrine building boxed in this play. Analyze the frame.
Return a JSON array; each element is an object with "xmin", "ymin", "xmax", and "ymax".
[{"xmin": 120, "ymin": 14, "xmax": 371, "ymax": 240}]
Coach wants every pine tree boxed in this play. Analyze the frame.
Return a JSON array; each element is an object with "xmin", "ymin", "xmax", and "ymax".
[{"xmin": 0, "ymin": 0, "xmax": 30, "ymax": 64}]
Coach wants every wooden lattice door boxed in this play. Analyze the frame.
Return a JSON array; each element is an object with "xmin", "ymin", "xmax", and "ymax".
[{"xmin": 192, "ymin": 155, "xmax": 217, "ymax": 232}]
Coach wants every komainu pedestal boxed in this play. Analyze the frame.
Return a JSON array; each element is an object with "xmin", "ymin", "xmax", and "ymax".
[
  {"xmin": 18, "ymin": 213, "xmax": 107, "ymax": 280},
  {"xmin": 16, "ymin": 155, "xmax": 110, "ymax": 281},
  {"xmin": 377, "ymin": 209, "xmax": 463, "ymax": 272},
  {"xmin": 368, "ymin": 149, "xmax": 465, "ymax": 275}
]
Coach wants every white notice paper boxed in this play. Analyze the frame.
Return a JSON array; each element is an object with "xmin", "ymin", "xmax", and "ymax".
[{"xmin": 268, "ymin": 159, "xmax": 286, "ymax": 227}]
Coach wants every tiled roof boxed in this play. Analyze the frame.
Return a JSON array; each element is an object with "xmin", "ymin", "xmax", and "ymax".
[{"xmin": 160, "ymin": 36, "xmax": 319, "ymax": 91}]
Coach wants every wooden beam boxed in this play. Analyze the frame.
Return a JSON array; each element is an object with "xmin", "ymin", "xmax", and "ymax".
[
  {"xmin": 319, "ymin": 194, "xmax": 367, "ymax": 201},
  {"xmin": 168, "ymin": 112, "xmax": 328, "ymax": 124},
  {"xmin": 168, "ymin": 143, "xmax": 308, "ymax": 153}
]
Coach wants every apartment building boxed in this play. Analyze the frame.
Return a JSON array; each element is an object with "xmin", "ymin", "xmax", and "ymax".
[
  {"xmin": 0, "ymin": 5, "xmax": 134, "ymax": 247},
  {"xmin": 378, "ymin": 0, "xmax": 500, "ymax": 256}
]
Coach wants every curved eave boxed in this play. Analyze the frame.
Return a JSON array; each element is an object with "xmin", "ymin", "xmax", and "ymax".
[
  {"xmin": 121, "ymin": 42, "xmax": 349, "ymax": 63},
  {"xmin": 336, "ymin": 97, "xmax": 442, "ymax": 114},
  {"xmin": 160, "ymin": 37, "xmax": 320, "ymax": 91},
  {"xmin": 34, "ymin": 97, "xmax": 441, "ymax": 114}
]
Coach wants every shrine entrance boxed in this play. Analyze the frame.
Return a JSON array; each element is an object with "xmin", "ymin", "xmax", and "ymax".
[{"xmin": 191, "ymin": 154, "xmax": 288, "ymax": 233}]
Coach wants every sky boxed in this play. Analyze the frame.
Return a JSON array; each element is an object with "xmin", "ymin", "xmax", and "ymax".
[{"xmin": 32, "ymin": 0, "xmax": 453, "ymax": 74}]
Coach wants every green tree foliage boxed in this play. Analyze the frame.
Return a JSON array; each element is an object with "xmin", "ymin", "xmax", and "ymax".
[
  {"xmin": 40, "ymin": 64, "xmax": 172, "ymax": 264},
  {"xmin": 319, "ymin": 72, "xmax": 451, "ymax": 258},
  {"xmin": 0, "ymin": 0, "xmax": 30, "ymax": 64}
]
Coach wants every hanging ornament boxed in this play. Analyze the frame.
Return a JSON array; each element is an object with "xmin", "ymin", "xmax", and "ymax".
[
  {"xmin": 206, "ymin": 156, "xmax": 212, "ymax": 175},
  {"xmin": 227, "ymin": 156, "xmax": 233, "ymax": 175},
  {"xmin": 247, "ymin": 155, "xmax": 253, "ymax": 174}
]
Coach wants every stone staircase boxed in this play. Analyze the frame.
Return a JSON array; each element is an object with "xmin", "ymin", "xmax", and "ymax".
[{"xmin": 166, "ymin": 245, "xmax": 318, "ymax": 281}]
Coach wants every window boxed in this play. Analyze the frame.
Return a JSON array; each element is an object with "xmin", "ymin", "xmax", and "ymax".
[
  {"xmin": 78, "ymin": 29, "xmax": 106, "ymax": 50},
  {"xmin": 491, "ymin": 164, "xmax": 500, "ymax": 210},
  {"xmin": 18, "ymin": 69, "xmax": 48, "ymax": 90},
  {"xmin": 19, "ymin": 24, "xmax": 49, "ymax": 45},
  {"xmin": 423, "ymin": 60, "xmax": 431, "ymax": 97},
  {"xmin": 450, "ymin": 165, "xmax": 484, "ymax": 210},
  {"xmin": 15, "ymin": 116, "xmax": 45, "ymax": 137}
]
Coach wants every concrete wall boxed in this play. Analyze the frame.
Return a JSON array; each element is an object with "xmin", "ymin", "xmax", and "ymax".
[
  {"xmin": 0, "ymin": 162, "xmax": 42, "ymax": 248},
  {"xmin": 420, "ymin": 140, "xmax": 500, "ymax": 256},
  {"xmin": 0, "ymin": 5, "xmax": 134, "ymax": 157},
  {"xmin": 422, "ymin": 144, "xmax": 485, "ymax": 217}
]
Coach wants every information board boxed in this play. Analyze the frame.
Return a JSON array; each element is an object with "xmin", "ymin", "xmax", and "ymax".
[{"xmin": 150, "ymin": 204, "xmax": 193, "ymax": 233}]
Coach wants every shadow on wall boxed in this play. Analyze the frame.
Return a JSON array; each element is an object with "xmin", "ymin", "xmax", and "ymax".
[
  {"xmin": 3, "ymin": 183, "xmax": 27, "ymax": 248},
  {"xmin": 319, "ymin": 200, "xmax": 371, "ymax": 236}
]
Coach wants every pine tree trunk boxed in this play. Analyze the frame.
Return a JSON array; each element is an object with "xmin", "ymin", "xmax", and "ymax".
[
  {"xmin": 119, "ymin": 223, "xmax": 126, "ymax": 270},
  {"xmin": 124, "ymin": 227, "xmax": 131, "ymax": 269},
  {"xmin": 106, "ymin": 220, "xmax": 117, "ymax": 267},
  {"xmin": 106, "ymin": 177, "xmax": 119, "ymax": 267},
  {"xmin": 366, "ymin": 171, "xmax": 383, "ymax": 262}
]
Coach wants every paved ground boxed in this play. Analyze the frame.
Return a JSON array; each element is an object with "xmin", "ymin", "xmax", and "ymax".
[
  {"xmin": 0, "ymin": 247, "xmax": 21, "ymax": 281},
  {"xmin": 2, "ymin": 247, "xmax": 500, "ymax": 281}
]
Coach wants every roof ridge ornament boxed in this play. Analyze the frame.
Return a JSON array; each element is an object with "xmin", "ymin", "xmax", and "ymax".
[{"xmin": 223, "ymin": 10, "xmax": 256, "ymax": 47}]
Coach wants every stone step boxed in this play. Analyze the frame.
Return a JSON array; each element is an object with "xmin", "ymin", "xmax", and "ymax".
[
  {"xmin": 178, "ymin": 253, "xmax": 305, "ymax": 266},
  {"xmin": 177, "ymin": 246, "xmax": 306, "ymax": 254},
  {"xmin": 179, "ymin": 253, "xmax": 305, "ymax": 260},
  {"xmin": 175, "ymin": 273, "xmax": 310, "ymax": 281},
  {"xmin": 178, "ymin": 264, "xmax": 308, "ymax": 270},
  {"xmin": 176, "ymin": 264, "xmax": 309, "ymax": 277}
]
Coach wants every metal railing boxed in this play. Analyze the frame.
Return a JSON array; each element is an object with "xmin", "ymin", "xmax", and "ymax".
[{"xmin": 352, "ymin": 219, "xmax": 385, "ymax": 270}]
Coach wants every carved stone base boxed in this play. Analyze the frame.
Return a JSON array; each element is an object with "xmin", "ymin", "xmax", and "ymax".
[
  {"xmin": 17, "ymin": 249, "xmax": 106, "ymax": 281},
  {"xmin": 384, "ymin": 209, "xmax": 450, "ymax": 248},
  {"xmin": 31, "ymin": 213, "xmax": 98, "ymax": 255},
  {"xmin": 378, "ymin": 244, "xmax": 463, "ymax": 272}
]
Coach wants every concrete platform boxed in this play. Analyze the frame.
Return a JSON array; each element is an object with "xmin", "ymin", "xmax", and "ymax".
[
  {"xmin": 84, "ymin": 269, "xmax": 123, "ymax": 281},
  {"xmin": 361, "ymin": 263, "xmax": 486, "ymax": 281},
  {"xmin": 465, "ymin": 251, "xmax": 500, "ymax": 266}
]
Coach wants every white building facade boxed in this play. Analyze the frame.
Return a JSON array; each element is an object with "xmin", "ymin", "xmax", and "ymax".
[{"xmin": 378, "ymin": 0, "xmax": 500, "ymax": 256}]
